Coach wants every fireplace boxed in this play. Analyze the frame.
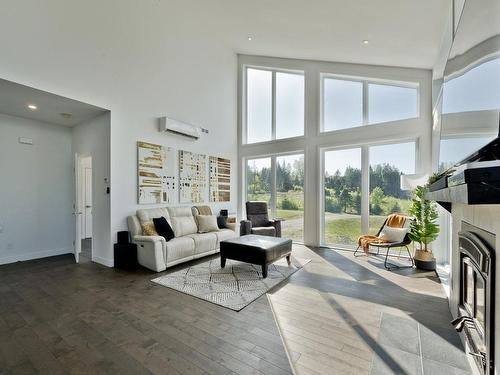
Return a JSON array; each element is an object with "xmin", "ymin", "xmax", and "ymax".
[{"xmin": 454, "ymin": 222, "xmax": 495, "ymax": 374}]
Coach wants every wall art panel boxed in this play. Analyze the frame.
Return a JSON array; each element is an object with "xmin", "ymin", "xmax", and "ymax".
[
  {"xmin": 179, "ymin": 150, "xmax": 207, "ymax": 203},
  {"xmin": 209, "ymin": 156, "xmax": 231, "ymax": 202},
  {"xmin": 137, "ymin": 141, "xmax": 176, "ymax": 204}
]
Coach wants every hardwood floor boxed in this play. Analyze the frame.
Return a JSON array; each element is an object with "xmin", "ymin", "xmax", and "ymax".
[{"xmin": 0, "ymin": 245, "xmax": 470, "ymax": 374}]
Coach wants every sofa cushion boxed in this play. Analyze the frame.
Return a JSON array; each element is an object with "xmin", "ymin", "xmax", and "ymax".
[
  {"xmin": 252, "ymin": 226, "xmax": 276, "ymax": 237},
  {"xmin": 165, "ymin": 237, "xmax": 195, "ymax": 263},
  {"xmin": 191, "ymin": 205, "xmax": 213, "ymax": 216},
  {"xmin": 137, "ymin": 208, "xmax": 171, "ymax": 225},
  {"xmin": 186, "ymin": 233, "xmax": 217, "ymax": 254},
  {"xmin": 153, "ymin": 217, "xmax": 175, "ymax": 241},
  {"xmin": 167, "ymin": 207, "xmax": 198, "ymax": 237},
  {"xmin": 141, "ymin": 221, "xmax": 158, "ymax": 236},
  {"xmin": 196, "ymin": 215, "xmax": 219, "ymax": 233},
  {"xmin": 214, "ymin": 229, "xmax": 237, "ymax": 247}
]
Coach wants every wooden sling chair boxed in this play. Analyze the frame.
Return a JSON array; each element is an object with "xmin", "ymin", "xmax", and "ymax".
[{"xmin": 354, "ymin": 215, "xmax": 414, "ymax": 270}]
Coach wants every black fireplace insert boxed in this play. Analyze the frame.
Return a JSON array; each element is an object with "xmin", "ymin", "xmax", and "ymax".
[{"xmin": 454, "ymin": 222, "xmax": 495, "ymax": 375}]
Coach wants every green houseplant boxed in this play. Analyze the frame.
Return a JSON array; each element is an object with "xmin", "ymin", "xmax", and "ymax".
[{"xmin": 408, "ymin": 185, "xmax": 440, "ymax": 270}]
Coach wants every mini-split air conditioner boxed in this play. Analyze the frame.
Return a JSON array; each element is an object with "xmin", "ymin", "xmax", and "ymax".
[{"xmin": 158, "ymin": 116, "xmax": 201, "ymax": 140}]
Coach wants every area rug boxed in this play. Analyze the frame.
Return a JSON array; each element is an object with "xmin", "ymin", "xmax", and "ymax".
[{"xmin": 151, "ymin": 256, "xmax": 310, "ymax": 311}]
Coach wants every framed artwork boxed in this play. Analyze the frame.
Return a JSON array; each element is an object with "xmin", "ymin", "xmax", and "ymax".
[
  {"xmin": 179, "ymin": 150, "xmax": 207, "ymax": 203},
  {"xmin": 137, "ymin": 141, "xmax": 176, "ymax": 204},
  {"xmin": 209, "ymin": 156, "xmax": 231, "ymax": 202}
]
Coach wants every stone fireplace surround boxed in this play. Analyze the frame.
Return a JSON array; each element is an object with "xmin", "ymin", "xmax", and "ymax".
[{"xmin": 450, "ymin": 204, "xmax": 500, "ymax": 374}]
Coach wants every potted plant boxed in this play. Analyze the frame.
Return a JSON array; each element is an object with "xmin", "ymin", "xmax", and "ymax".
[{"xmin": 408, "ymin": 185, "xmax": 440, "ymax": 270}]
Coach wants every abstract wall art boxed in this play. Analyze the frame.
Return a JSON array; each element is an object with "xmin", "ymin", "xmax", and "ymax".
[
  {"xmin": 137, "ymin": 141, "xmax": 176, "ymax": 204},
  {"xmin": 209, "ymin": 156, "xmax": 231, "ymax": 202},
  {"xmin": 179, "ymin": 150, "xmax": 207, "ymax": 203}
]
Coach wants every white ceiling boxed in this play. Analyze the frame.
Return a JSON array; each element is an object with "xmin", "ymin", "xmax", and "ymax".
[
  {"xmin": 216, "ymin": 0, "xmax": 450, "ymax": 69},
  {"xmin": 0, "ymin": 79, "xmax": 107, "ymax": 127}
]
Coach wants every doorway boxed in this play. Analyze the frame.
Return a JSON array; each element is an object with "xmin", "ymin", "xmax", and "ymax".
[{"xmin": 77, "ymin": 154, "xmax": 93, "ymax": 261}]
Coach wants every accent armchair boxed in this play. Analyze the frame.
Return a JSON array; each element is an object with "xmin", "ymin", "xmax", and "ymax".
[{"xmin": 240, "ymin": 201, "xmax": 282, "ymax": 237}]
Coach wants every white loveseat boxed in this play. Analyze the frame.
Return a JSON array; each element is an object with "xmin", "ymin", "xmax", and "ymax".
[{"xmin": 127, "ymin": 206, "xmax": 237, "ymax": 272}]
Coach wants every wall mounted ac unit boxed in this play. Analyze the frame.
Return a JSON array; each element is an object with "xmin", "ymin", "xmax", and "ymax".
[{"xmin": 158, "ymin": 116, "xmax": 201, "ymax": 140}]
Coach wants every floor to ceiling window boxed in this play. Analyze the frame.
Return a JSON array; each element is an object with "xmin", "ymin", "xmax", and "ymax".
[
  {"xmin": 323, "ymin": 148, "xmax": 362, "ymax": 247},
  {"xmin": 240, "ymin": 55, "xmax": 428, "ymax": 247}
]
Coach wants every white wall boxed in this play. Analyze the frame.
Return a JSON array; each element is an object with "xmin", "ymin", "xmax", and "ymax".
[
  {"xmin": 72, "ymin": 113, "xmax": 112, "ymax": 266},
  {"xmin": 0, "ymin": 113, "xmax": 74, "ymax": 263},
  {"xmin": 0, "ymin": 1, "xmax": 238, "ymax": 266},
  {"xmin": 238, "ymin": 54, "xmax": 433, "ymax": 247}
]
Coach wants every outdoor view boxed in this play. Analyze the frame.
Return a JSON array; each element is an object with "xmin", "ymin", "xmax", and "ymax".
[
  {"xmin": 246, "ymin": 154, "xmax": 304, "ymax": 242},
  {"xmin": 323, "ymin": 142, "xmax": 415, "ymax": 248}
]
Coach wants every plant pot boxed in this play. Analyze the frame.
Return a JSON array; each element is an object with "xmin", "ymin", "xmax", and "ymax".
[{"xmin": 413, "ymin": 249, "xmax": 436, "ymax": 271}]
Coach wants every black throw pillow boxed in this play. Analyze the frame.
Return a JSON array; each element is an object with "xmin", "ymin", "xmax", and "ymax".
[{"xmin": 153, "ymin": 216, "xmax": 175, "ymax": 241}]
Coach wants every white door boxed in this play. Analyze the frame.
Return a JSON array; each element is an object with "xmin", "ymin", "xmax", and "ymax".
[
  {"xmin": 74, "ymin": 154, "xmax": 82, "ymax": 263},
  {"xmin": 84, "ymin": 167, "xmax": 93, "ymax": 238}
]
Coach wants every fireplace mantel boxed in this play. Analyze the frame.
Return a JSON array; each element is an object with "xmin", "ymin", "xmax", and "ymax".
[{"xmin": 425, "ymin": 183, "xmax": 500, "ymax": 213}]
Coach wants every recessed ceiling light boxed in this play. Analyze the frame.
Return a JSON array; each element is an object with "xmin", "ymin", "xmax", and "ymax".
[
  {"xmin": 60, "ymin": 112, "xmax": 72, "ymax": 119},
  {"xmin": 363, "ymin": 40, "xmax": 369, "ymax": 45},
  {"xmin": 247, "ymin": 36, "xmax": 253, "ymax": 41},
  {"xmin": 27, "ymin": 104, "xmax": 37, "ymax": 110}
]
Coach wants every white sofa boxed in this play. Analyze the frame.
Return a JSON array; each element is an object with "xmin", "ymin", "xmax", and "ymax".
[{"xmin": 127, "ymin": 206, "xmax": 237, "ymax": 272}]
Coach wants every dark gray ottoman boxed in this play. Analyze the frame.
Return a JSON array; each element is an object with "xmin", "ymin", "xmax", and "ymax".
[{"xmin": 220, "ymin": 234, "xmax": 293, "ymax": 278}]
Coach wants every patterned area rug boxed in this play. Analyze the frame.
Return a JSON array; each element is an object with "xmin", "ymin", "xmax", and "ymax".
[{"xmin": 152, "ymin": 256, "xmax": 310, "ymax": 311}]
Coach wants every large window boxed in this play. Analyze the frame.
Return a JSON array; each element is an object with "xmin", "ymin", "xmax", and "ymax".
[
  {"xmin": 369, "ymin": 142, "xmax": 416, "ymax": 233},
  {"xmin": 322, "ymin": 75, "xmax": 418, "ymax": 132},
  {"xmin": 246, "ymin": 67, "xmax": 304, "ymax": 143},
  {"xmin": 323, "ymin": 148, "xmax": 362, "ymax": 247},
  {"xmin": 245, "ymin": 153, "xmax": 304, "ymax": 242},
  {"xmin": 322, "ymin": 141, "xmax": 416, "ymax": 248}
]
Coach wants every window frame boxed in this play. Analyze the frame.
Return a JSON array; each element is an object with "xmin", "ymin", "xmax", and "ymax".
[
  {"xmin": 320, "ymin": 73, "xmax": 420, "ymax": 133},
  {"xmin": 243, "ymin": 65, "xmax": 306, "ymax": 145}
]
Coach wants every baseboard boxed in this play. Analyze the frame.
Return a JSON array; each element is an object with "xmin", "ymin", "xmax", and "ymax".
[
  {"xmin": 92, "ymin": 255, "xmax": 114, "ymax": 268},
  {"xmin": 0, "ymin": 247, "xmax": 73, "ymax": 265}
]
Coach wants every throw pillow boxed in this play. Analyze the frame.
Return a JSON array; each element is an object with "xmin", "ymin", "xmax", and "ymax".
[
  {"xmin": 153, "ymin": 216, "xmax": 175, "ymax": 241},
  {"xmin": 378, "ymin": 226, "xmax": 408, "ymax": 243},
  {"xmin": 141, "ymin": 221, "xmax": 158, "ymax": 236},
  {"xmin": 196, "ymin": 215, "xmax": 219, "ymax": 233}
]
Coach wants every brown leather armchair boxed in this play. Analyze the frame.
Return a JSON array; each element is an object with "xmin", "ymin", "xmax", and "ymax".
[{"xmin": 240, "ymin": 201, "xmax": 281, "ymax": 237}]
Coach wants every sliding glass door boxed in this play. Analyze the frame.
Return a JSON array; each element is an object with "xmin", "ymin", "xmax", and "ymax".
[
  {"xmin": 323, "ymin": 148, "xmax": 362, "ymax": 248},
  {"xmin": 246, "ymin": 153, "xmax": 304, "ymax": 243}
]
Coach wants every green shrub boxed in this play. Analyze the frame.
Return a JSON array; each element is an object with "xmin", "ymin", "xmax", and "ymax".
[
  {"xmin": 325, "ymin": 197, "xmax": 341, "ymax": 213},
  {"xmin": 281, "ymin": 196, "xmax": 299, "ymax": 210}
]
